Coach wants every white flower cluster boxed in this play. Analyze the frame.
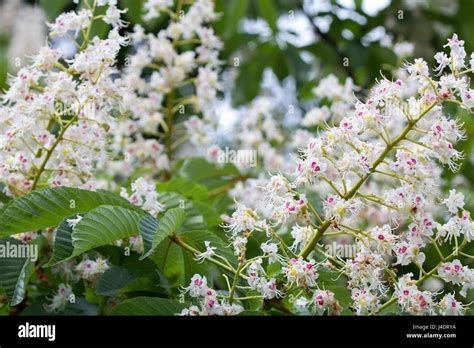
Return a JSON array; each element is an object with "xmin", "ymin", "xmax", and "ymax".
[
  {"xmin": 214, "ymin": 34, "xmax": 474, "ymax": 316},
  {"xmin": 246, "ymin": 259, "xmax": 281, "ymax": 300},
  {"xmin": 75, "ymin": 256, "xmax": 110, "ymax": 282},
  {"xmin": 2, "ymin": 0, "xmax": 473, "ymax": 317},
  {"xmin": 50, "ymin": 256, "xmax": 111, "ymax": 285},
  {"xmin": 193, "ymin": 72, "xmax": 305, "ymax": 174},
  {"xmin": 0, "ymin": 0, "xmax": 128, "ymax": 195},
  {"xmin": 0, "ymin": 0, "xmax": 47, "ymax": 69},
  {"xmin": 45, "ymin": 283, "xmax": 73, "ymax": 313},
  {"xmin": 108, "ymin": 0, "xmax": 222, "ymax": 179},
  {"xmin": 438, "ymin": 260, "xmax": 474, "ymax": 297},
  {"xmin": 120, "ymin": 177, "xmax": 164, "ymax": 216},
  {"xmin": 229, "ymin": 97, "xmax": 286, "ymax": 172},
  {"xmin": 282, "ymin": 257, "xmax": 319, "ymax": 287},
  {"xmin": 312, "ymin": 289, "xmax": 343, "ymax": 315},
  {"xmin": 302, "ymin": 74, "xmax": 356, "ymax": 127},
  {"xmin": 179, "ymin": 274, "xmax": 243, "ymax": 316},
  {"xmin": 395, "ymin": 273, "xmax": 468, "ymax": 315}
]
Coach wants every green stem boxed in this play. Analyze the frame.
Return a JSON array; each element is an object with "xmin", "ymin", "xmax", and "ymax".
[
  {"xmin": 31, "ymin": 115, "xmax": 78, "ymax": 190},
  {"xmin": 307, "ymin": 201, "xmax": 323, "ymax": 224},
  {"xmin": 164, "ymin": 91, "xmax": 175, "ymax": 172},
  {"xmin": 171, "ymin": 236, "xmax": 238, "ymax": 276},
  {"xmin": 229, "ymin": 262, "xmax": 244, "ymax": 305}
]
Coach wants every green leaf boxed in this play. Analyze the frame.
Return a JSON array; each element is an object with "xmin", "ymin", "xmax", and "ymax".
[
  {"xmin": 63, "ymin": 297, "xmax": 100, "ymax": 315},
  {"xmin": 151, "ymin": 238, "xmax": 185, "ymax": 285},
  {"xmin": 139, "ymin": 208, "xmax": 186, "ymax": 259},
  {"xmin": 0, "ymin": 187, "xmax": 140, "ymax": 237},
  {"xmin": 0, "ymin": 47, "xmax": 9, "ymax": 91},
  {"xmin": 178, "ymin": 158, "xmax": 240, "ymax": 190},
  {"xmin": 377, "ymin": 301, "xmax": 398, "ymax": 315},
  {"xmin": 150, "ymin": 193, "xmax": 235, "ymax": 285},
  {"xmin": 317, "ymin": 270, "xmax": 352, "ymax": 315},
  {"xmin": 119, "ymin": 0, "xmax": 144, "ymax": 24},
  {"xmin": 95, "ymin": 266, "xmax": 136, "ymax": 296},
  {"xmin": 157, "ymin": 192, "xmax": 207, "ymax": 232},
  {"xmin": 138, "ymin": 215, "xmax": 159, "ymax": 257},
  {"xmin": 39, "ymin": 0, "xmax": 70, "ymax": 21},
  {"xmin": 20, "ymin": 297, "xmax": 99, "ymax": 316},
  {"xmin": 266, "ymin": 262, "xmax": 281, "ymax": 277},
  {"xmin": 230, "ymin": 42, "xmax": 277, "ymax": 105},
  {"xmin": 44, "ymin": 216, "xmax": 76, "ymax": 267},
  {"xmin": 218, "ymin": 0, "xmax": 250, "ymax": 40},
  {"xmin": 194, "ymin": 202, "xmax": 221, "ymax": 227},
  {"xmin": 110, "ymin": 297, "xmax": 187, "ymax": 315},
  {"xmin": 255, "ymin": 0, "xmax": 279, "ymax": 34},
  {"xmin": 284, "ymin": 45, "xmax": 310, "ymax": 85},
  {"xmin": 157, "ymin": 177, "xmax": 208, "ymax": 201},
  {"xmin": 71, "ymin": 205, "xmax": 144, "ymax": 257},
  {"xmin": 0, "ymin": 238, "xmax": 35, "ymax": 306},
  {"xmin": 87, "ymin": 4, "xmax": 110, "ymax": 39}
]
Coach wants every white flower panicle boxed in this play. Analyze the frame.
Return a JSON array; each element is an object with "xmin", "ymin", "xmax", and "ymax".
[
  {"xmin": 0, "ymin": 0, "xmax": 129, "ymax": 195},
  {"xmin": 108, "ymin": 0, "xmax": 222, "ymax": 180},
  {"xmin": 216, "ymin": 34, "xmax": 474, "ymax": 316}
]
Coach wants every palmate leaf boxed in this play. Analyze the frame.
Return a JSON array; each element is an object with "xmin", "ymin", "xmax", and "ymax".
[
  {"xmin": 2, "ymin": 187, "xmax": 233, "ymax": 291},
  {"xmin": 0, "ymin": 238, "xmax": 35, "ymax": 306},
  {"xmin": 0, "ymin": 186, "xmax": 140, "ymax": 237},
  {"xmin": 70, "ymin": 205, "xmax": 144, "ymax": 257},
  {"xmin": 43, "ymin": 192, "xmax": 200, "ymax": 265},
  {"xmin": 110, "ymin": 296, "xmax": 187, "ymax": 315},
  {"xmin": 139, "ymin": 208, "xmax": 186, "ymax": 259}
]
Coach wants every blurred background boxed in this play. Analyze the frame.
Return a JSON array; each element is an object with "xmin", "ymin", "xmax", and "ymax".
[
  {"xmin": 1, "ymin": 0, "xmax": 472, "ymax": 201},
  {"xmin": 1, "ymin": 0, "xmax": 474, "ymax": 97}
]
